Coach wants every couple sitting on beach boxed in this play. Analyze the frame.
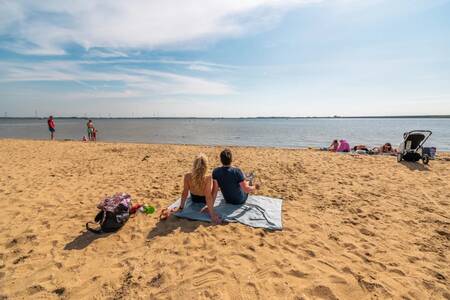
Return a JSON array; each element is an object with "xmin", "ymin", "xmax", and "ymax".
[
  {"xmin": 328, "ymin": 139, "xmax": 350, "ymax": 152},
  {"xmin": 171, "ymin": 149, "xmax": 259, "ymax": 224}
]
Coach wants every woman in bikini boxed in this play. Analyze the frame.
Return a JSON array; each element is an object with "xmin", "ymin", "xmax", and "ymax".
[{"xmin": 162, "ymin": 154, "xmax": 220, "ymax": 224}]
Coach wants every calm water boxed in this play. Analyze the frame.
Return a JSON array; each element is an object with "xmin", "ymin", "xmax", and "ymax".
[{"xmin": 0, "ymin": 118, "xmax": 449, "ymax": 151}]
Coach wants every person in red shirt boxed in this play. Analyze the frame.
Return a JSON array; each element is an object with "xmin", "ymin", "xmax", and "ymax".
[{"xmin": 47, "ymin": 116, "xmax": 56, "ymax": 140}]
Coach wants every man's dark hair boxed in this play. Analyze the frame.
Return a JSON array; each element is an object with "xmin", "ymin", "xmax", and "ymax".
[{"xmin": 220, "ymin": 149, "xmax": 232, "ymax": 165}]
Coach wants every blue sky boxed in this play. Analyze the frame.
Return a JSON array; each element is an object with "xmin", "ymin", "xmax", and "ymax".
[{"xmin": 0, "ymin": 0, "xmax": 449, "ymax": 117}]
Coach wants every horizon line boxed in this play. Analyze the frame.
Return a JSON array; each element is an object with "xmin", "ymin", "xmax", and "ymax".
[{"xmin": 1, "ymin": 114, "xmax": 450, "ymax": 119}]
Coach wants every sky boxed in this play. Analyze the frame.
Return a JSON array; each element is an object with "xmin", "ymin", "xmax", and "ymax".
[{"xmin": 0, "ymin": 0, "xmax": 449, "ymax": 117}]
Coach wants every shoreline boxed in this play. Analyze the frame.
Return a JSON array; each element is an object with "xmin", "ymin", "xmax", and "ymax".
[
  {"xmin": 1, "ymin": 115, "xmax": 450, "ymax": 119},
  {"xmin": 2, "ymin": 137, "xmax": 450, "ymax": 154}
]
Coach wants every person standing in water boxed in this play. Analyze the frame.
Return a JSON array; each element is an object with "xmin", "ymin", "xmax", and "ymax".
[
  {"xmin": 47, "ymin": 116, "xmax": 56, "ymax": 140},
  {"xmin": 86, "ymin": 119, "xmax": 94, "ymax": 141}
]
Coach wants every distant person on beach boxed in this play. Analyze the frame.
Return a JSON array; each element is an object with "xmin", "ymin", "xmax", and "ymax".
[
  {"xmin": 212, "ymin": 149, "xmax": 259, "ymax": 205},
  {"xmin": 328, "ymin": 140, "xmax": 339, "ymax": 152},
  {"xmin": 373, "ymin": 143, "xmax": 396, "ymax": 155},
  {"xmin": 336, "ymin": 139, "xmax": 350, "ymax": 152},
  {"xmin": 352, "ymin": 144, "xmax": 369, "ymax": 152},
  {"xmin": 176, "ymin": 154, "xmax": 221, "ymax": 224},
  {"xmin": 47, "ymin": 116, "xmax": 55, "ymax": 140},
  {"xmin": 86, "ymin": 119, "xmax": 94, "ymax": 141}
]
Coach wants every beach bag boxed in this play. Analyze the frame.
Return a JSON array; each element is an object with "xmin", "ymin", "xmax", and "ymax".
[
  {"xmin": 423, "ymin": 147, "xmax": 437, "ymax": 159},
  {"xmin": 86, "ymin": 193, "xmax": 132, "ymax": 234}
]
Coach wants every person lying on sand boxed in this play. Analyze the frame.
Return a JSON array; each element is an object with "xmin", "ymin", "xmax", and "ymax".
[
  {"xmin": 174, "ymin": 153, "xmax": 221, "ymax": 224},
  {"xmin": 212, "ymin": 149, "xmax": 259, "ymax": 205},
  {"xmin": 328, "ymin": 139, "xmax": 339, "ymax": 152},
  {"xmin": 353, "ymin": 145, "xmax": 369, "ymax": 152},
  {"xmin": 372, "ymin": 143, "xmax": 397, "ymax": 155}
]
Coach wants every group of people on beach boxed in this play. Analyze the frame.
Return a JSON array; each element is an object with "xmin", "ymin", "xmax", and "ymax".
[
  {"xmin": 47, "ymin": 116, "xmax": 97, "ymax": 141},
  {"xmin": 162, "ymin": 148, "xmax": 260, "ymax": 224},
  {"xmin": 326, "ymin": 139, "xmax": 397, "ymax": 155},
  {"xmin": 47, "ymin": 116, "xmax": 397, "ymax": 157}
]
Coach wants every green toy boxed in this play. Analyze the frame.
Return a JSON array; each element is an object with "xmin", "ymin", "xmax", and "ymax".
[{"xmin": 142, "ymin": 204, "xmax": 155, "ymax": 214}]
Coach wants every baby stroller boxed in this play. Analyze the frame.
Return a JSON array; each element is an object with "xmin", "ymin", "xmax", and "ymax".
[{"xmin": 397, "ymin": 130, "xmax": 432, "ymax": 164}]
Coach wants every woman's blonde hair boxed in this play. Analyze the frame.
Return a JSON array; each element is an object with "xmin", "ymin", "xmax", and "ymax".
[{"xmin": 191, "ymin": 153, "xmax": 208, "ymax": 191}]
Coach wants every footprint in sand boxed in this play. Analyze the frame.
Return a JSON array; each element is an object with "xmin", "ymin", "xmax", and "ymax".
[
  {"xmin": 305, "ymin": 249, "xmax": 316, "ymax": 258},
  {"xmin": 288, "ymin": 269, "xmax": 308, "ymax": 278},
  {"xmin": 27, "ymin": 285, "xmax": 45, "ymax": 295},
  {"xmin": 343, "ymin": 243, "xmax": 357, "ymax": 250},
  {"xmin": 191, "ymin": 269, "xmax": 225, "ymax": 288},
  {"xmin": 52, "ymin": 287, "xmax": 65, "ymax": 296},
  {"xmin": 254, "ymin": 264, "xmax": 277, "ymax": 279},
  {"xmin": 329, "ymin": 274, "xmax": 348, "ymax": 285},
  {"xmin": 239, "ymin": 282, "xmax": 261, "ymax": 300},
  {"xmin": 236, "ymin": 252, "xmax": 256, "ymax": 262},
  {"xmin": 309, "ymin": 285, "xmax": 338, "ymax": 300},
  {"xmin": 359, "ymin": 228, "xmax": 375, "ymax": 236},
  {"xmin": 389, "ymin": 268, "xmax": 406, "ymax": 276},
  {"xmin": 13, "ymin": 255, "xmax": 30, "ymax": 265},
  {"xmin": 148, "ymin": 273, "xmax": 163, "ymax": 288}
]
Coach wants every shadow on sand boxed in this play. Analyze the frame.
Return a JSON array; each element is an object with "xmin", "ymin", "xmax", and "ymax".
[
  {"xmin": 147, "ymin": 216, "xmax": 213, "ymax": 240},
  {"xmin": 64, "ymin": 230, "xmax": 113, "ymax": 250},
  {"xmin": 400, "ymin": 161, "xmax": 430, "ymax": 171}
]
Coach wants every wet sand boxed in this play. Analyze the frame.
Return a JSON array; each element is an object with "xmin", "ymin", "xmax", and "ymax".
[{"xmin": 0, "ymin": 139, "xmax": 449, "ymax": 299}]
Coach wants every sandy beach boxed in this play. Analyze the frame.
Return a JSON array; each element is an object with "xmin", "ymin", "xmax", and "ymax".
[{"xmin": 0, "ymin": 139, "xmax": 449, "ymax": 299}]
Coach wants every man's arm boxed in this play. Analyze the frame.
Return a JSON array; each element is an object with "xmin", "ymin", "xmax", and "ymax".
[
  {"xmin": 237, "ymin": 168, "xmax": 258, "ymax": 193},
  {"xmin": 240, "ymin": 180, "xmax": 258, "ymax": 194}
]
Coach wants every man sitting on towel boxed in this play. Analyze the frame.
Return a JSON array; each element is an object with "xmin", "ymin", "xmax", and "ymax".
[{"xmin": 212, "ymin": 149, "xmax": 259, "ymax": 204}]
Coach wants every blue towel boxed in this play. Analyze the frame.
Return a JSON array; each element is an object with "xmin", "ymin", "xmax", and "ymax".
[{"xmin": 168, "ymin": 193, "xmax": 283, "ymax": 230}]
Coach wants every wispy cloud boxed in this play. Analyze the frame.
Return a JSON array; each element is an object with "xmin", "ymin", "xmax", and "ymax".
[
  {"xmin": 0, "ymin": 0, "xmax": 319, "ymax": 55},
  {"xmin": 0, "ymin": 60, "xmax": 234, "ymax": 96},
  {"xmin": 84, "ymin": 48, "xmax": 129, "ymax": 58},
  {"xmin": 187, "ymin": 64, "xmax": 214, "ymax": 72},
  {"xmin": 77, "ymin": 58, "xmax": 240, "ymax": 72}
]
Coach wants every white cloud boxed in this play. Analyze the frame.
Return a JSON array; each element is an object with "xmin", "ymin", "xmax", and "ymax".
[
  {"xmin": 0, "ymin": 60, "xmax": 234, "ymax": 96},
  {"xmin": 0, "ymin": 0, "xmax": 319, "ymax": 55},
  {"xmin": 78, "ymin": 58, "xmax": 239, "ymax": 71},
  {"xmin": 84, "ymin": 49, "xmax": 129, "ymax": 58},
  {"xmin": 187, "ymin": 64, "xmax": 214, "ymax": 72}
]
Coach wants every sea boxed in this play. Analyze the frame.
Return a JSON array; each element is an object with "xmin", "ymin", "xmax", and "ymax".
[{"xmin": 0, "ymin": 118, "xmax": 449, "ymax": 151}]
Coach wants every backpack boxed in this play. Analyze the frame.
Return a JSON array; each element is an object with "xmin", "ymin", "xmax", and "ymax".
[{"xmin": 86, "ymin": 193, "xmax": 132, "ymax": 234}]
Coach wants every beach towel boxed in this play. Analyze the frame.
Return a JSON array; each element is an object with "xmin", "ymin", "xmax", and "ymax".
[{"xmin": 168, "ymin": 193, "xmax": 283, "ymax": 230}]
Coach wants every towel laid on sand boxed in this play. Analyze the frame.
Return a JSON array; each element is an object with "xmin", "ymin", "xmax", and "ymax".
[{"xmin": 168, "ymin": 193, "xmax": 283, "ymax": 230}]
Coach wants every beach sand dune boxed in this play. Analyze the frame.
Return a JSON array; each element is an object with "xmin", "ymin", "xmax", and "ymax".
[{"xmin": 0, "ymin": 139, "xmax": 449, "ymax": 299}]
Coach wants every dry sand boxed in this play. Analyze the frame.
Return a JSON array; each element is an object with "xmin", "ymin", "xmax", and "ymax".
[{"xmin": 0, "ymin": 139, "xmax": 449, "ymax": 299}]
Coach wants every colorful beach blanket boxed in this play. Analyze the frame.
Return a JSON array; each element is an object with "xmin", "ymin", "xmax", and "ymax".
[{"xmin": 168, "ymin": 193, "xmax": 283, "ymax": 230}]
